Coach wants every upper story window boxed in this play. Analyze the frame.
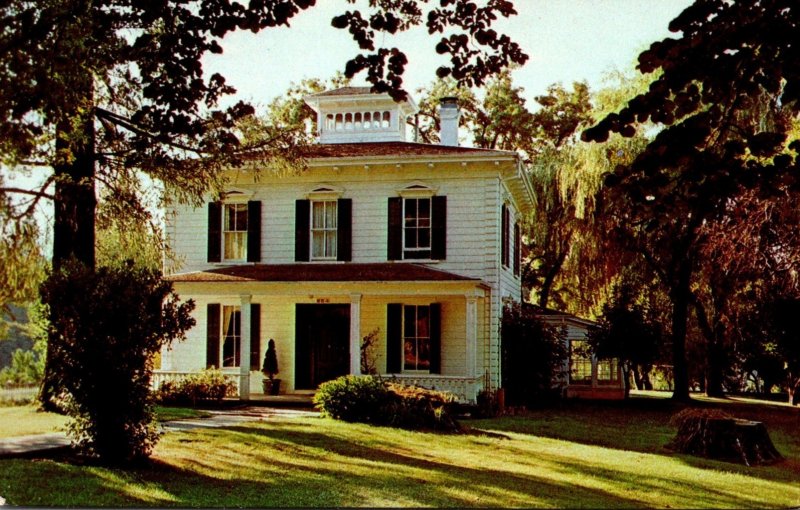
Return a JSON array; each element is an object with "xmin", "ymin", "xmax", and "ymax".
[
  {"xmin": 388, "ymin": 183, "xmax": 446, "ymax": 261},
  {"xmin": 501, "ymin": 203, "xmax": 521, "ymax": 277},
  {"xmin": 223, "ymin": 203, "xmax": 248, "ymax": 261},
  {"xmin": 403, "ymin": 198, "xmax": 431, "ymax": 259},
  {"xmin": 295, "ymin": 189, "xmax": 352, "ymax": 262},
  {"xmin": 311, "ymin": 200, "xmax": 338, "ymax": 260},
  {"xmin": 207, "ymin": 198, "xmax": 261, "ymax": 264}
]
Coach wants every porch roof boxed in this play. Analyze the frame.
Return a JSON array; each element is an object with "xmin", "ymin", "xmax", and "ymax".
[{"xmin": 167, "ymin": 263, "xmax": 482, "ymax": 283}]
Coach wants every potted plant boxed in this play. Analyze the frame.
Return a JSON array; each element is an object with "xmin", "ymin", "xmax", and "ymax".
[{"xmin": 261, "ymin": 338, "xmax": 280, "ymax": 395}]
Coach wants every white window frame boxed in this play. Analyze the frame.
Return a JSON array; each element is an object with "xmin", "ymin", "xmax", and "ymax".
[
  {"xmin": 221, "ymin": 305, "xmax": 241, "ymax": 368},
  {"xmin": 402, "ymin": 197, "xmax": 432, "ymax": 260},
  {"xmin": 402, "ymin": 304, "xmax": 431, "ymax": 373},
  {"xmin": 310, "ymin": 199, "xmax": 338, "ymax": 261},
  {"xmin": 222, "ymin": 202, "xmax": 248, "ymax": 262}
]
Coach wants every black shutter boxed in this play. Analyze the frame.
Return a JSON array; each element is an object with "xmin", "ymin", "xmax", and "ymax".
[
  {"xmin": 337, "ymin": 198, "xmax": 352, "ymax": 262},
  {"xmin": 295, "ymin": 199, "xmax": 310, "ymax": 262},
  {"xmin": 513, "ymin": 222, "xmax": 521, "ymax": 276},
  {"xmin": 429, "ymin": 303, "xmax": 441, "ymax": 374},
  {"xmin": 386, "ymin": 303, "xmax": 402, "ymax": 373},
  {"xmin": 250, "ymin": 303, "xmax": 261, "ymax": 370},
  {"xmin": 387, "ymin": 197, "xmax": 402, "ymax": 260},
  {"xmin": 206, "ymin": 303, "xmax": 221, "ymax": 368},
  {"xmin": 247, "ymin": 201, "xmax": 261, "ymax": 263},
  {"xmin": 431, "ymin": 195, "xmax": 447, "ymax": 260},
  {"xmin": 208, "ymin": 202, "xmax": 222, "ymax": 263},
  {"xmin": 501, "ymin": 204, "xmax": 509, "ymax": 267}
]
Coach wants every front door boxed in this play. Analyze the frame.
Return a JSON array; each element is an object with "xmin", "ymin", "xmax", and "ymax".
[{"xmin": 295, "ymin": 304, "xmax": 351, "ymax": 390}]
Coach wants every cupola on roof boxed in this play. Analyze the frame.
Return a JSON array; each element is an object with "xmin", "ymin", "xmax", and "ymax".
[{"xmin": 304, "ymin": 86, "xmax": 418, "ymax": 144}]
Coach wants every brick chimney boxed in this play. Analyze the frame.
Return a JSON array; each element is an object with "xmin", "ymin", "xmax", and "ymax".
[{"xmin": 439, "ymin": 96, "xmax": 460, "ymax": 147}]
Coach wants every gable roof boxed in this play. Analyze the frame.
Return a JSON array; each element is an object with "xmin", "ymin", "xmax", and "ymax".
[{"xmin": 167, "ymin": 263, "xmax": 481, "ymax": 283}]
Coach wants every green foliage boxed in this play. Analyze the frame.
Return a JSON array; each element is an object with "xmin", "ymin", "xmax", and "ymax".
[
  {"xmin": 314, "ymin": 375, "xmax": 459, "ymax": 431},
  {"xmin": 314, "ymin": 375, "xmax": 393, "ymax": 424},
  {"xmin": 0, "ymin": 302, "xmax": 47, "ymax": 388},
  {"xmin": 156, "ymin": 370, "xmax": 237, "ymax": 406},
  {"xmin": 588, "ymin": 282, "xmax": 664, "ymax": 394},
  {"xmin": 40, "ymin": 262, "xmax": 195, "ymax": 463},
  {"xmin": 501, "ymin": 303, "xmax": 568, "ymax": 407},
  {"xmin": 359, "ymin": 328, "xmax": 379, "ymax": 375},
  {"xmin": 261, "ymin": 339, "xmax": 279, "ymax": 380}
]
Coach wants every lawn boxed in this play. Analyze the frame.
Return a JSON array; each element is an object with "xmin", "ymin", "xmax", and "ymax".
[
  {"xmin": 0, "ymin": 394, "xmax": 798, "ymax": 508},
  {"xmin": 0, "ymin": 405, "xmax": 210, "ymax": 438}
]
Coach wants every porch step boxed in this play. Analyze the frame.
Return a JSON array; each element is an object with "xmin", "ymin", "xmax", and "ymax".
[{"xmin": 246, "ymin": 393, "xmax": 316, "ymax": 408}]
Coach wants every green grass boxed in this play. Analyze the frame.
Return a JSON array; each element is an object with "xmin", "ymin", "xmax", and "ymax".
[
  {"xmin": 0, "ymin": 405, "xmax": 210, "ymax": 438},
  {"xmin": 1, "ymin": 395, "xmax": 798, "ymax": 508}
]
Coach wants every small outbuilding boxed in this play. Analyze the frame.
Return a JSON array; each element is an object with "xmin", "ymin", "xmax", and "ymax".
[{"xmin": 535, "ymin": 308, "xmax": 626, "ymax": 400}]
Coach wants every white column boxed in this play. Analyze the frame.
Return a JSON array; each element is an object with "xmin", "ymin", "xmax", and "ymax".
[
  {"xmin": 350, "ymin": 294, "xmax": 362, "ymax": 375},
  {"xmin": 239, "ymin": 295, "xmax": 252, "ymax": 400},
  {"xmin": 465, "ymin": 294, "xmax": 478, "ymax": 378}
]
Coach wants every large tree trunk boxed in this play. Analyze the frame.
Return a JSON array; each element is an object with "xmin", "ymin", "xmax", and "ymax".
[
  {"xmin": 705, "ymin": 336, "xmax": 727, "ymax": 397},
  {"xmin": 670, "ymin": 263, "xmax": 692, "ymax": 401},
  {"xmin": 40, "ymin": 84, "xmax": 96, "ymax": 413}
]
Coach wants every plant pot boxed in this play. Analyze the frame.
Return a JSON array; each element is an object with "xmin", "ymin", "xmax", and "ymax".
[{"xmin": 262, "ymin": 378, "xmax": 281, "ymax": 395}]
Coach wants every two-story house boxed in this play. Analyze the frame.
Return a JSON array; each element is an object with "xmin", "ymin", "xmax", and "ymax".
[{"xmin": 158, "ymin": 87, "xmax": 533, "ymax": 402}]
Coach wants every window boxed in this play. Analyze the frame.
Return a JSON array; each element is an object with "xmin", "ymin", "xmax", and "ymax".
[
  {"xmin": 403, "ymin": 198, "xmax": 431, "ymax": 259},
  {"xmin": 597, "ymin": 358, "xmax": 620, "ymax": 384},
  {"xmin": 221, "ymin": 305, "xmax": 241, "ymax": 368},
  {"xmin": 223, "ymin": 203, "xmax": 248, "ymax": 261},
  {"xmin": 570, "ymin": 340, "xmax": 592, "ymax": 385},
  {"xmin": 501, "ymin": 204, "xmax": 510, "ymax": 268},
  {"xmin": 311, "ymin": 200, "xmax": 338, "ymax": 260},
  {"xmin": 403, "ymin": 305, "xmax": 431, "ymax": 371}
]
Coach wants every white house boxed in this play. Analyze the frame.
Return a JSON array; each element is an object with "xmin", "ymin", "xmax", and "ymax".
[{"xmin": 157, "ymin": 87, "xmax": 534, "ymax": 402}]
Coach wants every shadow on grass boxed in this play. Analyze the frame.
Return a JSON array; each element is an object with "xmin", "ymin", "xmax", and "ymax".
[{"xmin": 0, "ymin": 421, "xmax": 651, "ymax": 508}]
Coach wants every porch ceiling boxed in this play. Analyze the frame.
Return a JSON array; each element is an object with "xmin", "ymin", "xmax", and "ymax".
[{"xmin": 167, "ymin": 263, "xmax": 482, "ymax": 284}]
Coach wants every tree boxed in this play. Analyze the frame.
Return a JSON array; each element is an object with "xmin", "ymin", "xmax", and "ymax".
[
  {"xmin": 588, "ymin": 281, "xmax": 663, "ymax": 397},
  {"xmin": 501, "ymin": 302, "xmax": 568, "ymax": 407},
  {"xmin": 582, "ymin": 0, "xmax": 800, "ymax": 400},
  {"xmin": 40, "ymin": 262, "xmax": 195, "ymax": 463}
]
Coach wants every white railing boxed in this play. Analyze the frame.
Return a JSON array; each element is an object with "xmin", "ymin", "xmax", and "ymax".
[
  {"xmin": 151, "ymin": 370, "xmax": 240, "ymax": 393},
  {"xmin": 382, "ymin": 374, "xmax": 483, "ymax": 402},
  {"xmin": 0, "ymin": 386, "xmax": 39, "ymax": 403}
]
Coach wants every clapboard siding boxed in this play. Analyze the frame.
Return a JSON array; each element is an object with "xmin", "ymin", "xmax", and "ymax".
[{"xmin": 166, "ymin": 165, "xmax": 517, "ymax": 289}]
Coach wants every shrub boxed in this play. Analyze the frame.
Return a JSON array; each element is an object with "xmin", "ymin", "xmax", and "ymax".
[
  {"xmin": 157, "ymin": 369, "xmax": 237, "ymax": 406},
  {"xmin": 314, "ymin": 375, "xmax": 460, "ymax": 431},
  {"xmin": 40, "ymin": 262, "xmax": 195, "ymax": 464},
  {"xmin": 313, "ymin": 375, "xmax": 392, "ymax": 423},
  {"xmin": 501, "ymin": 303, "xmax": 568, "ymax": 408}
]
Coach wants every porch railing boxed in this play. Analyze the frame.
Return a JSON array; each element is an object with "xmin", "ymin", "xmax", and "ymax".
[
  {"xmin": 382, "ymin": 374, "xmax": 483, "ymax": 402},
  {"xmin": 151, "ymin": 370, "xmax": 240, "ymax": 393}
]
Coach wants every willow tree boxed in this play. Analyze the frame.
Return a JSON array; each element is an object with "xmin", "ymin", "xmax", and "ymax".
[{"xmin": 583, "ymin": 0, "xmax": 800, "ymax": 400}]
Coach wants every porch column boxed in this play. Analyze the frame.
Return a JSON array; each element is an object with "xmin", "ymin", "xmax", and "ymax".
[
  {"xmin": 465, "ymin": 293, "xmax": 479, "ymax": 378},
  {"xmin": 350, "ymin": 293, "xmax": 362, "ymax": 375},
  {"xmin": 239, "ymin": 295, "xmax": 252, "ymax": 400}
]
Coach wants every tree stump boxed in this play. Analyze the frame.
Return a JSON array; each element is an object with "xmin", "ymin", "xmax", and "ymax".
[{"xmin": 667, "ymin": 408, "xmax": 783, "ymax": 466}]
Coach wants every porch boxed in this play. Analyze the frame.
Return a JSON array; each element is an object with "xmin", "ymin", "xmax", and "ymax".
[{"xmin": 151, "ymin": 370, "xmax": 484, "ymax": 403}]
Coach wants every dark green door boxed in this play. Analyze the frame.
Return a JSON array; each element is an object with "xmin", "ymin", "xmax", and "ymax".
[{"xmin": 295, "ymin": 304, "xmax": 351, "ymax": 390}]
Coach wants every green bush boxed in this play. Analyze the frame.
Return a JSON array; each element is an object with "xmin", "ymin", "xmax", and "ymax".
[
  {"xmin": 313, "ymin": 375, "xmax": 392, "ymax": 423},
  {"xmin": 314, "ymin": 375, "xmax": 459, "ymax": 431},
  {"xmin": 40, "ymin": 262, "xmax": 195, "ymax": 464},
  {"xmin": 157, "ymin": 369, "xmax": 237, "ymax": 406}
]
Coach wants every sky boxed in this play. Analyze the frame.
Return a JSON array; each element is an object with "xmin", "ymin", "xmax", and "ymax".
[
  {"xmin": 204, "ymin": 0, "xmax": 694, "ymax": 109},
  {"xmin": 7, "ymin": 0, "xmax": 695, "ymax": 253}
]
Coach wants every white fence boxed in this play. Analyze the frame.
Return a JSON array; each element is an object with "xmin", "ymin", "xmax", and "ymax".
[
  {"xmin": 151, "ymin": 371, "xmax": 240, "ymax": 393},
  {"xmin": 384, "ymin": 374, "xmax": 483, "ymax": 402},
  {"xmin": 0, "ymin": 386, "xmax": 38, "ymax": 403}
]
